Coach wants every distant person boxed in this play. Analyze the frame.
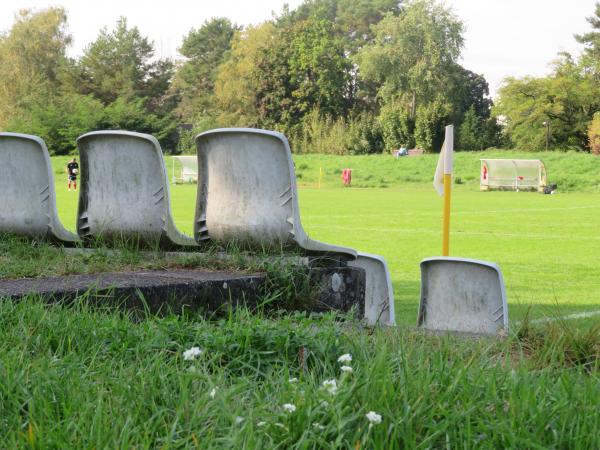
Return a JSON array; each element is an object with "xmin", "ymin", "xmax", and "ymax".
[
  {"xmin": 66, "ymin": 157, "xmax": 79, "ymax": 191},
  {"xmin": 396, "ymin": 145, "xmax": 408, "ymax": 158}
]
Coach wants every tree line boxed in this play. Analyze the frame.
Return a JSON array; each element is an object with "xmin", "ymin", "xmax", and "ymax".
[
  {"xmin": 1, "ymin": 1, "xmax": 598, "ymax": 155},
  {"xmin": 496, "ymin": 3, "xmax": 600, "ymax": 152}
]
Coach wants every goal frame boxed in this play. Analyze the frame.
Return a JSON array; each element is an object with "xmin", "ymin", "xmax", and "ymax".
[{"xmin": 171, "ymin": 155, "xmax": 198, "ymax": 184}]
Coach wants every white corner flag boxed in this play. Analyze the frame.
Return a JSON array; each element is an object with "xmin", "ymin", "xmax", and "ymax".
[{"xmin": 433, "ymin": 125, "xmax": 454, "ymax": 196}]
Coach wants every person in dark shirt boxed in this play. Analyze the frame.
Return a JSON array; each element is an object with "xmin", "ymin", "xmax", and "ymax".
[{"xmin": 66, "ymin": 158, "xmax": 79, "ymax": 191}]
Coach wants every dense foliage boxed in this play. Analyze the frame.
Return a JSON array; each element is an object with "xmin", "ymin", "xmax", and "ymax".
[{"xmin": 1, "ymin": 1, "xmax": 599, "ymax": 153}]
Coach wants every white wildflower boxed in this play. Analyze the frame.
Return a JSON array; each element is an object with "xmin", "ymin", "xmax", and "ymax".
[
  {"xmin": 209, "ymin": 387, "xmax": 217, "ymax": 399},
  {"xmin": 282, "ymin": 403, "xmax": 296, "ymax": 413},
  {"xmin": 235, "ymin": 416, "xmax": 244, "ymax": 425},
  {"xmin": 288, "ymin": 377, "xmax": 298, "ymax": 383},
  {"xmin": 257, "ymin": 421, "xmax": 267, "ymax": 427},
  {"xmin": 337, "ymin": 353, "xmax": 352, "ymax": 364},
  {"xmin": 183, "ymin": 346, "xmax": 202, "ymax": 361},
  {"xmin": 312, "ymin": 422, "xmax": 325, "ymax": 430},
  {"xmin": 320, "ymin": 400, "xmax": 329, "ymax": 408},
  {"xmin": 340, "ymin": 365, "xmax": 353, "ymax": 374},
  {"xmin": 366, "ymin": 411, "xmax": 382, "ymax": 425},
  {"xmin": 322, "ymin": 379, "xmax": 338, "ymax": 395}
]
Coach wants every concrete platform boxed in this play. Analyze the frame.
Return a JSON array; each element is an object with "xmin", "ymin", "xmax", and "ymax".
[{"xmin": 0, "ymin": 266, "xmax": 365, "ymax": 319}]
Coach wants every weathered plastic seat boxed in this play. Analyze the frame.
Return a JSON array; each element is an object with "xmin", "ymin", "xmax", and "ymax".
[
  {"xmin": 0, "ymin": 132, "xmax": 78, "ymax": 244},
  {"xmin": 418, "ymin": 257, "xmax": 508, "ymax": 335},
  {"xmin": 194, "ymin": 128, "xmax": 395, "ymax": 325},
  {"xmin": 76, "ymin": 131, "xmax": 196, "ymax": 248},
  {"xmin": 348, "ymin": 252, "xmax": 395, "ymax": 326}
]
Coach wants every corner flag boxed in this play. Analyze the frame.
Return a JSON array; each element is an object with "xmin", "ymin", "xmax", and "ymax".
[
  {"xmin": 433, "ymin": 125, "xmax": 454, "ymax": 255},
  {"xmin": 433, "ymin": 125, "xmax": 454, "ymax": 196}
]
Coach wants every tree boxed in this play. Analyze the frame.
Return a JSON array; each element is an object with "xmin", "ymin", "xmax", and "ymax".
[
  {"xmin": 378, "ymin": 100, "xmax": 415, "ymax": 149},
  {"xmin": 495, "ymin": 56, "xmax": 600, "ymax": 150},
  {"xmin": 213, "ymin": 22, "xmax": 276, "ymax": 127},
  {"xmin": 253, "ymin": 18, "xmax": 351, "ymax": 132},
  {"xmin": 358, "ymin": 1, "xmax": 463, "ymax": 115},
  {"xmin": 587, "ymin": 112, "xmax": 600, "ymax": 155},
  {"xmin": 494, "ymin": 3, "xmax": 600, "ymax": 151},
  {"xmin": 0, "ymin": 8, "xmax": 104, "ymax": 154},
  {"xmin": 450, "ymin": 67, "xmax": 493, "ymax": 120},
  {"xmin": 357, "ymin": 0, "xmax": 464, "ymax": 151},
  {"xmin": 414, "ymin": 97, "xmax": 451, "ymax": 151},
  {"xmin": 575, "ymin": 2, "xmax": 600, "ymax": 75},
  {"xmin": 0, "ymin": 7, "xmax": 71, "ymax": 127},
  {"xmin": 458, "ymin": 106, "xmax": 482, "ymax": 150},
  {"xmin": 171, "ymin": 18, "xmax": 238, "ymax": 120},
  {"xmin": 75, "ymin": 17, "xmax": 173, "ymax": 106},
  {"xmin": 275, "ymin": 0, "xmax": 401, "ymax": 113},
  {"xmin": 7, "ymin": 93, "xmax": 105, "ymax": 155}
]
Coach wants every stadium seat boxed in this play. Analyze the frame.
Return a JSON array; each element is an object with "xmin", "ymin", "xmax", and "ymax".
[
  {"xmin": 76, "ymin": 131, "xmax": 197, "ymax": 248},
  {"xmin": 0, "ymin": 132, "xmax": 79, "ymax": 244},
  {"xmin": 194, "ymin": 128, "xmax": 395, "ymax": 326},
  {"xmin": 418, "ymin": 257, "xmax": 508, "ymax": 335},
  {"xmin": 348, "ymin": 252, "xmax": 396, "ymax": 326}
]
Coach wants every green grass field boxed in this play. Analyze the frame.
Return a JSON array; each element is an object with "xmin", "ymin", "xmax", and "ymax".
[
  {"xmin": 1, "ymin": 152, "xmax": 598, "ymax": 447},
  {"xmin": 50, "ymin": 153, "xmax": 600, "ymax": 327}
]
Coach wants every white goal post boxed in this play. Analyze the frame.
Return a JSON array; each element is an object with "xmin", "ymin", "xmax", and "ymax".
[
  {"xmin": 480, "ymin": 159, "xmax": 547, "ymax": 192},
  {"xmin": 171, "ymin": 156, "xmax": 198, "ymax": 184}
]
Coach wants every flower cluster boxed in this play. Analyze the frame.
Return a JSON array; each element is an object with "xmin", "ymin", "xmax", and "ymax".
[
  {"xmin": 366, "ymin": 411, "xmax": 382, "ymax": 426},
  {"xmin": 183, "ymin": 346, "xmax": 202, "ymax": 361},
  {"xmin": 283, "ymin": 403, "xmax": 296, "ymax": 413},
  {"xmin": 322, "ymin": 379, "xmax": 338, "ymax": 395},
  {"xmin": 337, "ymin": 353, "xmax": 354, "ymax": 375}
]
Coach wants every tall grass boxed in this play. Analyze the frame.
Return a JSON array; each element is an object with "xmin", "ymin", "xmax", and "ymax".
[{"xmin": 0, "ymin": 299, "xmax": 597, "ymax": 448}]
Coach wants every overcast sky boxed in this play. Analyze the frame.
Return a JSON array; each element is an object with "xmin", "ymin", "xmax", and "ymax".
[{"xmin": 0, "ymin": 0, "xmax": 596, "ymax": 97}]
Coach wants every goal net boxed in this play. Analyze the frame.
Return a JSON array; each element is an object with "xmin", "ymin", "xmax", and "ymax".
[
  {"xmin": 171, "ymin": 156, "xmax": 198, "ymax": 184},
  {"xmin": 480, "ymin": 159, "xmax": 546, "ymax": 192}
]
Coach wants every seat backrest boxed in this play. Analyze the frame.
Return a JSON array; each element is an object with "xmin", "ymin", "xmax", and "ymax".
[
  {"xmin": 0, "ymin": 133, "xmax": 77, "ymax": 242},
  {"xmin": 194, "ymin": 129, "xmax": 304, "ymax": 248},
  {"xmin": 76, "ymin": 131, "xmax": 194, "ymax": 247},
  {"xmin": 418, "ymin": 257, "xmax": 508, "ymax": 335},
  {"xmin": 194, "ymin": 128, "xmax": 355, "ymax": 258}
]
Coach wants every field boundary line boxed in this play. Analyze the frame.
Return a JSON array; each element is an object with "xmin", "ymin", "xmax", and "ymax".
[{"xmin": 528, "ymin": 309, "xmax": 600, "ymax": 325}]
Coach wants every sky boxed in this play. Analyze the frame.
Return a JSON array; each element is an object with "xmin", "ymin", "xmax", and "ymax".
[{"xmin": 0, "ymin": 0, "xmax": 597, "ymax": 98}]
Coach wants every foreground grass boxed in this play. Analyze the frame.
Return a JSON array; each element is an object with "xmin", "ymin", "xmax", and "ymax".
[{"xmin": 0, "ymin": 300, "xmax": 598, "ymax": 448}]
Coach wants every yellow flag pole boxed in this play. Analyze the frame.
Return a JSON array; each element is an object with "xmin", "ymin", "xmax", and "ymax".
[
  {"xmin": 442, "ymin": 125, "xmax": 454, "ymax": 256},
  {"xmin": 318, "ymin": 167, "xmax": 323, "ymax": 189}
]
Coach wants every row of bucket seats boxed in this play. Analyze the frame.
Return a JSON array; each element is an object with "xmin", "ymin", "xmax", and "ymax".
[{"xmin": 0, "ymin": 129, "xmax": 395, "ymax": 326}]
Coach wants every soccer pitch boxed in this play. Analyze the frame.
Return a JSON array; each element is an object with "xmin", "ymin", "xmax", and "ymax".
[{"xmin": 53, "ymin": 178, "xmax": 600, "ymax": 328}]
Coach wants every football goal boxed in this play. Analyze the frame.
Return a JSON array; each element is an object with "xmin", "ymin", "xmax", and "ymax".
[
  {"xmin": 480, "ymin": 159, "xmax": 547, "ymax": 192},
  {"xmin": 171, "ymin": 156, "xmax": 198, "ymax": 184}
]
